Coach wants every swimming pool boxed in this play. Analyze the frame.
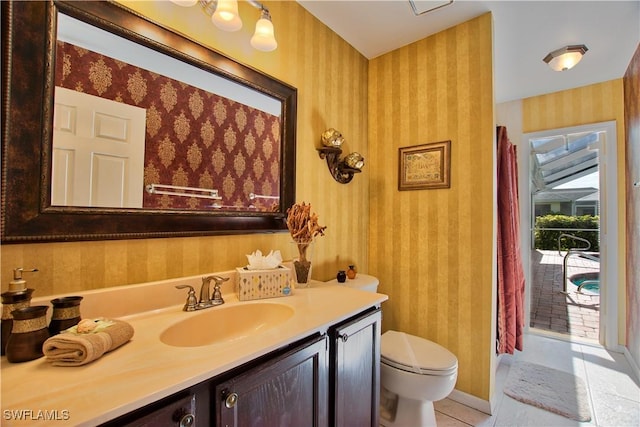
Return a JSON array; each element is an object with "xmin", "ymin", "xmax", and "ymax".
[{"xmin": 569, "ymin": 272, "xmax": 600, "ymax": 294}]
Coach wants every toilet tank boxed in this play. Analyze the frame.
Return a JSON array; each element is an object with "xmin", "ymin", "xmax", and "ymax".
[{"xmin": 326, "ymin": 274, "xmax": 379, "ymax": 293}]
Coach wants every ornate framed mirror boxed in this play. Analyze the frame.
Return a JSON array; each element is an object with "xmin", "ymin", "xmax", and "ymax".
[{"xmin": 1, "ymin": 0, "xmax": 297, "ymax": 242}]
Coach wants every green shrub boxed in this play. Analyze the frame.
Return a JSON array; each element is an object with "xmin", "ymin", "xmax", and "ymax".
[{"xmin": 534, "ymin": 214, "xmax": 599, "ymax": 251}]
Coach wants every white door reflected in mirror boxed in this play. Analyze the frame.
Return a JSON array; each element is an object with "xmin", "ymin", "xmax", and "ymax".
[{"xmin": 52, "ymin": 87, "xmax": 146, "ymax": 208}]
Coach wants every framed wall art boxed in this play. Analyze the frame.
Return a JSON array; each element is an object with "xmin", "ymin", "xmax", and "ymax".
[{"xmin": 398, "ymin": 140, "xmax": 451, "ymax": 190}]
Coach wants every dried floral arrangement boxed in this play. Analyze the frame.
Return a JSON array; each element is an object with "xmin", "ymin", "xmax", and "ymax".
[{"xmin": 286, "ymin": 202, "xmax": 326, "ymax": 283}]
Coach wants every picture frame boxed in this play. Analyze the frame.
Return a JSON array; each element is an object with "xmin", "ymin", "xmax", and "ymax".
[{"xmin": 398, "ymin": 140, "xmax": 451, "ymax": 190}]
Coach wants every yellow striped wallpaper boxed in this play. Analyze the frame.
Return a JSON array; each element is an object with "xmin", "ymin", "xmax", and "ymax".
[
  {"xmin": 523, "ymin": 80, "xmax": 627, "ymax": 344},
  {"xmin": 2, "ymin": 0, "xmax": 631, "ymax": 408},
  {"xmin": 0, "ymin": 1, "xmax": 370, "ymax": 294},
  {"xmin": 368, "ymin": 13, "xmax": 495, "ymax": 399}
]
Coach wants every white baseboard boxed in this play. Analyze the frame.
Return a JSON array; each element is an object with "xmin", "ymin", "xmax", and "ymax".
[{"xmin": 447, "ymin": 389, "xmax": 492, "ymax": 415}]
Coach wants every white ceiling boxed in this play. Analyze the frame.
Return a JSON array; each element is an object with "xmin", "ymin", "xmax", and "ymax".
[{"xmin": 296, "ymin": 0, "xmax": 640, "ymax": 103}]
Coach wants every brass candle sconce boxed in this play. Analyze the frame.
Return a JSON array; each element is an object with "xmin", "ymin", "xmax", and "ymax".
[{"xmin": 317, "ymin": 128, "xmax": 364, "ymax": 184}]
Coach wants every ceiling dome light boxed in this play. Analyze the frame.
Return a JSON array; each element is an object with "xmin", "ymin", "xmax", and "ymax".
[
  {"xmin": 250, "ymin": 9, "xmax": 277, "ymax": 52},
  {"xmin": 543, "ymin": 45, "xmax": 588, "ymax": 71},
  {"xmin": 212, "ymin": 0, "xmax": 242, "ymax": 32}
]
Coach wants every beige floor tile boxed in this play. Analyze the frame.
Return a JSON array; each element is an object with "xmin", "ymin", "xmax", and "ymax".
[{"xmin": 430, "ymin": 333, "xmax": 638, "ymax": 427}]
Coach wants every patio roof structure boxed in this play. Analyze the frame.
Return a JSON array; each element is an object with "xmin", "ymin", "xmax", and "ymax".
[{"xmin": 530, "ymin": 129, "xmax": 603, "ymax": 193}]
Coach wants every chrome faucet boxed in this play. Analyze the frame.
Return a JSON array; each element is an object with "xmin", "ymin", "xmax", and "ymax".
[{"xmin": 175, "ymin": 275, "xmax": 230, "ymax": 311}]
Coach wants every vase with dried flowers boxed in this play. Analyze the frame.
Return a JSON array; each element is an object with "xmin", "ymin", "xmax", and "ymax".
[{"xmin": 286, "ymin": 202, "xmax": 326, "ymax": 286}]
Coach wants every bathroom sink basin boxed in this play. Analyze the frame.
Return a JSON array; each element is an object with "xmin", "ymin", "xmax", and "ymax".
[{"xmin": 160, "ymin": 302, "xmax": 295, "ymax": 347}]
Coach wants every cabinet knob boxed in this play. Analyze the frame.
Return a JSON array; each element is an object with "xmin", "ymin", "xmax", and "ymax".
[
  {"xmin": 225, "ymin": 392, "xmax": 239, "ymax": 408},
  {"xmin": 172, "ymin": 408, "xmax": 195, "ymax": 427},
  {"xmin": 178, "ymin": 413, "xmax": 195, "ymax": 427},
  {"xmin": 338, "ymin": 333, "xmax": 349, "ymax": 342}
]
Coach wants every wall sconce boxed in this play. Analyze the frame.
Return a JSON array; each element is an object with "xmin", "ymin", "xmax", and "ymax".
[
  {"xmin": 543, "ymin": 45, "xmax": 588, "ymax": 71},
  {"xmin": 170, "ymin": 0, "xmax": 277, "ymax": 52},
  {"xmin": 317, "ymin": 128, "xmax": 364, "ymax": 184}
]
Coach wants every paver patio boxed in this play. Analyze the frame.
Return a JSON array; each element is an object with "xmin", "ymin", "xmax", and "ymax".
[{"xmin": 530, "ymin": 249, "xmax": 600, "ymax": 341}]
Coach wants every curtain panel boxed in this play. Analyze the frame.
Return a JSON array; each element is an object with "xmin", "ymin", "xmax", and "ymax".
[{"xmin": 496, "ymin": 126, "xmax": 526, "ymax": 354}]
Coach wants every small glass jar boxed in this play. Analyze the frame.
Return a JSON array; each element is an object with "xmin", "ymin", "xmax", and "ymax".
[
  {"xmin": 347, "ymin": 265, "xmax": 357, "ymax": 280},
  {"xmin": 336, "ymin": 270, "xmax": 347, "ymax": 283},
  {"xmin": 49, "ymin": 296, "xmax": 83, "ymax": 335},
  {"xmin": 6, "ymin": 305, "xmax": 50, "ymax": 363}
]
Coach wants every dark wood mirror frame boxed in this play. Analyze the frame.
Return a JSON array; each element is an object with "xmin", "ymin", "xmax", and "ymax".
[{"xmin": 1, "ymin": 0, "xmax": 297, "ymax": 243}]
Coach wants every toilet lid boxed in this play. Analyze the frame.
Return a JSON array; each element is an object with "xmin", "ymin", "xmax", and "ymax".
[{"xmin": 381, "ymin": 330, "xmax": 458, "ymax": 376}]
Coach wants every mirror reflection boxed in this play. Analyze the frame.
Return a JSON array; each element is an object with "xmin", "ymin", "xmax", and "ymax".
[{"xmin": 53, "ymin": 13, "xmax": 282, "ymax": 212}]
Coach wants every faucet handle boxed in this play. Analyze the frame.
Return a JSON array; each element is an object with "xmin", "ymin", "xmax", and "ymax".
[
  {"xmin": 175, "ymin": 285, "xmax": 198, "ymax": 312},
  {"xmin": 205, "ymin": 275, "xmax": 229, "ymax": 306},
  {"xmin": 209, "ymin": 275, "xmax": 230, "ymax": 284}
]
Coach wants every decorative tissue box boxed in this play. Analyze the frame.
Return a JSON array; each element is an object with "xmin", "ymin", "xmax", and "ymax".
[{"xmin": 236, "ymin": 266, "xmax": 293, "ymax": 301}]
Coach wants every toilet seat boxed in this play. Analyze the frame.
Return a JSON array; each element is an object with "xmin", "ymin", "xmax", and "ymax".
[{"xmin": 381, "ymin": 330, "xmax": 458, "ymax": 376}]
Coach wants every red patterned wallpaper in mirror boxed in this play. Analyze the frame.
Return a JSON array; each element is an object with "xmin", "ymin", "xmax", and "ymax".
[{"xmin": 55, "ymin": 41, "xmax": 281, "ymax": 211}]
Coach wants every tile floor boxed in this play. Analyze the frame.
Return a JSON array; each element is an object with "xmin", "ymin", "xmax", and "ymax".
[
  {"xmin": 433, "ymin": 333, "xmax": 640, "ymax": 426},
  {"xmin": 530, "ymin": 250, "xmax": 601, "ymax": 341}
]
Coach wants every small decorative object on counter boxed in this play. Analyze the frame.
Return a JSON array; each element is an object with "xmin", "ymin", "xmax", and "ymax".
[
  {"xmin": 1, "ymin": 267, "xmax": 38, "ymax": 356},
  {"xmin": 1, "ymin": 290, "xmax": 34, "ymax": 356},
  {"xmin": 6, "ymin": 305, "xmax": 50, "ymax": 363},
  {"xmin": 286, "ymin": 202, "xmax": 327, "ymax": 286},
  {"xmin": 49, "ymin": 296, "xmax": 83, "ymax": 335},
  {"xmin": 347, "ymin": 265, "xmax": 357, "ymax": 280},
  {"xmin": 337, "ymin": 270, "xmax": 347, "ymax": 283}
]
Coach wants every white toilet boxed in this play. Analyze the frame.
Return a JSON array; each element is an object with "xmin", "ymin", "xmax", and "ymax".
[
  {"xmin": 333, "ymin": 274, "xmax": 458, "ymax": 427},
  {"xmin": 379, "ymin": 330, "xmax": 458, "ymax": 426}
]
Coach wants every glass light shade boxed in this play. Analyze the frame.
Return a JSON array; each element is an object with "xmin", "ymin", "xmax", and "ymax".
[
  {"xmin": 170, "ymin": 0, "xmax": 198, "ymax": 6},
  {"xmin": 543, "ymin": 45, "xmax": 588, "ymax": 72},
  {"xmin": 212, "ymin": 0, "xmax": 242, "ymax": 32},
  {"xmin": 547, "ymin": 52, "xmax": 583, "ymax": 71},
  {"xmin": 251, "ymin": 15, "xmax": 277, "ymax": 52}
]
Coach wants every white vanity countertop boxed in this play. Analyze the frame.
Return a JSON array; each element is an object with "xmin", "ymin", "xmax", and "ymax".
[{"xmin": 0, "ymin": 275, "xmax": 387, "ymax": 426}]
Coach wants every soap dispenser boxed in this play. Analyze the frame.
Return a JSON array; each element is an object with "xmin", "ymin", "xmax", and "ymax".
[{"xmin": 1, "ymin": 268, "xmax": 38, "ymax": 356}]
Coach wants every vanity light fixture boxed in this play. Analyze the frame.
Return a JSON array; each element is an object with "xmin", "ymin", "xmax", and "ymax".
[
  {"xmin": 317, "ymin": 128, "xmax": 364, "ymax": 184},
  {"xmin": 543, "ymin": 45, "xmax": 588, "ymax": 71},
  {"xmin": 170, "ymin": 0, "xmax": 277, "ymax": 52}
]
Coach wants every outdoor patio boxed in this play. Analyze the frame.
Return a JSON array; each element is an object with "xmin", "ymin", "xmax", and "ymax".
[{"xmin": 529, "ymin": 249, "xmax": 601, "ymax": 341}]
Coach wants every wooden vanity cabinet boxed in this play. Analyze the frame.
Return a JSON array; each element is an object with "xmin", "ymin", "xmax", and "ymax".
[
  {"xmin": 213, "ymin": 334, "xmax": 328, "ymax": 426},
  {"xmin": 98, "ymin": 307, "xmax": 381, "ymax": 427},
  {"xmin": 99, "ymin": 381, "xmax": 210, "ymax": 427},
  {"xmin": 329, "ymin": 307, "xmax": 382, "ymax": 427}
]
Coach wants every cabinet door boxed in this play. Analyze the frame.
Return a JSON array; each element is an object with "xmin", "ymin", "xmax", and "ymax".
[
  {"xmin": 215, "ymin": 335, "xmax": 328, "ymax": 427},
  {"xmin": 331, "ymin": 308, "xmax": 381, "ymax": 427},
  {"xmin": 99, "ymin": 382, "xmax": 209, "ymax": 427}
]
